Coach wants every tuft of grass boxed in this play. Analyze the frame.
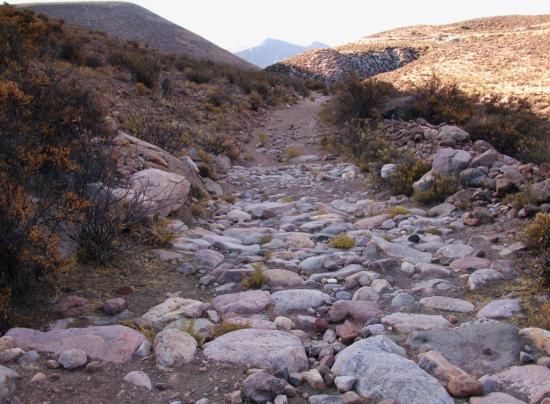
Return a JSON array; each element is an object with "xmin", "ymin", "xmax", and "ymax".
[
  {"xmin": 222, "ymin": 193, "xmax": 236, "ymax": 204},
  {"xmin": 211, "ymin": 322, "xmax": 249, "ymax": 339},
  {"xmin": 181, "ymin": 319, "xmax": 203, "ymax": 344},
  {"xmin": 135, "ymin": 82, "xmax": 148, "ymax": 96},
  {"xmin": 280, "ymin": 196, "xmax": 294, "ymax": 203},
  {"xmin": 190, "ymin": 200, "xmax": 209, "ymax": 217},
  {"xmin": 259, "ymin": 235, "xmax": 273, "ymax": 245},
  {"xmin": 413, "ymin": 174, "xmax": 460, "ymax": 205},
  {"xmin": 426, "ymin": 227, "xmax": 443, "ymax": 236},
  {"xmin": 387, "ymin": 206, "xmax": 410, "ymax": 218},
  {"xmin": 329, "ymin": 234, "xmax": 356, "ymax": 249},
  {"xmin": 242, "ymin": 264, "xmax": 267, "ymax": 289},
  {"xmin": 285, "ymin": 147, "xmax": 302, "ymax": 161},
  {"xmin": 122, "ymin": 320, "xmax": 156, "ymax": 342},
  {"xmin": 258, "ymin": 132, "xmax": 268, "ymax": 147}
]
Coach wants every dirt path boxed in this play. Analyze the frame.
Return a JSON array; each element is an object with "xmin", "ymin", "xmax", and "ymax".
[{"xmin": 5, "ymin": 97, "xmax": 535, "ymax": 404}]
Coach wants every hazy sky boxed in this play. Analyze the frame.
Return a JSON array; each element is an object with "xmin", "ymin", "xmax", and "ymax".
[{"xmin": 10, "ymin": 0, "xmax": 550, "ymax": 51}]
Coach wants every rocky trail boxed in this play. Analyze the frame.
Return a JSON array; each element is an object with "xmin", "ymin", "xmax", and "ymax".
[{"xmin": 2, "ymin": 96, "xmax": 550, "ymax": 404}]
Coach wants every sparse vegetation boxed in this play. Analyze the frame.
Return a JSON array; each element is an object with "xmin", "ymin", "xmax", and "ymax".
[
  {"xmin": 259, "ymin": 235, "xmax": 273, "ymax": 245},
  {"xmin": 387, "ymin": 206, "xmax": 410, "ymax": 218},
  {"xmin": 413, "ymin": 174, "xmax": 460, "ymax": 204},
  {"xmin": 211, "ymin": 322, "xmax": 249, "ymax": 339},
  {"xmin": 285, "ymin": 147, "xmax": 302, "ymax": 161},
  {"xmin": 329, "ymin": 234, "xmax": 356, "ymax": 249},
  {"xmin": 320, "ymin": 75, "xmax": 397, "ymax": 126},
  {"xmin": 242, "ymin": 264, "xmax": 267, "ymax": 289},
  {"xmin": 258, "ymin": 132, "xmax": 268, "ymax": 147}
]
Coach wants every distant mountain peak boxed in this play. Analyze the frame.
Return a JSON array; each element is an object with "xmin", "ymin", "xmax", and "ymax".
[{"xmin": 236, "ymin": 38, "xmax": 329, "ymax": 68}]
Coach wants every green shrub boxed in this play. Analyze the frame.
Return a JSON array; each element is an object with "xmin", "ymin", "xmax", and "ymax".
[
  {"xmin": 329, "ymin": 234, "xmax": 356, "ymax": 249},
  {"xmin": 413, "ymin": 174, "xmax": 460, "ymax": 204},
  {"xmin": 320, "ymin": 75, "xmax": 397, "ymax": 125}
]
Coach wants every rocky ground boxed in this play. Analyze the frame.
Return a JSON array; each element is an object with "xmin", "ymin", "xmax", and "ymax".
[{"xmin": 1, "ymin": 96, "xmax": 550, "ymax": 404}]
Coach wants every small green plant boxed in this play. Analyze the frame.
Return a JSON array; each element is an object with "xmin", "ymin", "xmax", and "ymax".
[
  {"xmin": 258, "ymin": 132, "xmax": 268, "ymax": 147},
  {"xmin": 413, "ymin": 174, "xmax": 460, "ymax": 204},
  {"xmin": 329, "ymin": 234, "xmax": 356, "ymax": 249},
  {"xmin": 387, "ymin": 206, "xmax": 410, "ymax": 218},
  {"xmin": 242, "ymin": 264, "xmax": 267, "ymax": 289},
  {"xmin": 211, "ymin": 322, "xmax": 249, "ymax": 339},
  {"xmin": 259, "ymin": 235, "xmax": 273, "ymax": 245}
]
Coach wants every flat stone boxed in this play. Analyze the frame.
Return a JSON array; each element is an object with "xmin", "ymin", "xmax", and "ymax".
[
  {"xmin": 212, "ymin": 290, "xmax": 270, "ymax": 315},
  {"xmin": 407, "ymin": 321, "xmax": 521, "ymax": 375},
  {"xmin": 382, "ymin": 313, "xmax": 451, "ymax": 333},
  {"xmin": 332, "ymin": 336, "xmax": 453, "ymax": 403},
  {"xmin": 53, "ymin": 295, "xmax": 90, "ymax": 317},
  {"xmin": 140, "ymin": 298, "xmax": 206, "ymax": 328},
  {"xmin": 223, "ymin": 227, "xmax": 273, "ymax": 245},
  {"xmin": 480, "ymin": 365, "xmax": 550, "ymax": 403},
  {"xmin": 436, "ymin": 243, "xmax": 475, "ymax": 259},
  {"xmin": 123, "ymin": 370, "xmax": 152, "ymax": 390},
  {"xmin": 6, "ymin": 325, "xmax": 145, "ymax": 364},
  {"xmin": 203, "ymin": 235, "xmax": 261, "ymax": 256},
  {"xmin": 242, "ymin": 372, "xmax": 286, "ymax": 403},
  {"xmin": 449, "ymin": 256, "xmax": 491, "ymax": 272},
  {"xmin": 354, "ymin": 215, "xmax": 390, "ymax": 230},
  {"xmin": 195, "ymin": 249, "xmax": 225, "ymax": 267},
  {"xmin": 417, "ymin": 263, "xmax": 451, "ymax": 277},
  {"xmin": 371, "ymin": 237, "xmax": 432, "ymax": 265},
  {"xmin": 271, "ymin": 290, "xmax": 331, "ymax": 315},
  {"xmin": 299, "ymin": 255, "xmax": 328, "ymax": 274},
  {"xmin": 154, "ymin": 329, "xmax": 197, "ymax": 368},
  {"xmin": 203, "ymin": 329, "xmax": 308, "ymax": 372},
  {"xmin": 469, "ymin": 392, "xmax": 527, "ymax": 404},
  {"xmin": 477, "ymin": 299, "xmax": 521, "ymax": 319},
  {"xmin": 264, "ymin": 269, "xmax": 304, "ymax": 287},
  {"xmin": 420, "ymin": 296, "xmax": 475, "ymax": 313},
  {"xmin": 309, "ymin": 265, "xmax": 366, "ymax": 283},
  {"xmin": 352, "ymin": 287, "xmax": 380, "ymax": 302},
  {"xmin": 391, "ymin": 293, "xmax": 415, "ymax": 309},
  {"xmin": 330, "ymin": 300, "xmax": 381, "ymax": 323},
  {"xmin": 468, "ymin": 269, "xmax": 503, "ymax": 290}
]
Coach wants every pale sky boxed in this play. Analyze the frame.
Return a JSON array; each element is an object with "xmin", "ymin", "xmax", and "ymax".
[{"xmin": 10, "ymin": 0, "xmax": 550, "ymax": 51}]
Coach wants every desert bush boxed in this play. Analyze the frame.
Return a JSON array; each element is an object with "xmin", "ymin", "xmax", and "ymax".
[
  {"xmin": 258, "ymin": 132, "xmax": 268, "ymax": 147},
  {"xmin": 197, "ymin": 131, "xmax": 240, "ymax": 161},
  {"xmin": 413, "ymin": 174, "xmax": 460, "ymax": 204},
  {"xmin": 503, "ymin": 185, "xmax": 537, "ymax": 210},
  {"xmin": 125, "ymin": 51, "xmax": 160, "ymax": 88},
  {"xmin": 285, "ymin": 147, "xmax": 302, "ymax": 160},
  {"xmin": 387, "ymin": 206, "xmax": 410, "ymax": 218},
  {"xmin": 524, "ymin": 213, "xmax": 550, "ymax": 251},
  {"xmin": 248, "ymin": 90, "xmax": 263, "ymax": 111},
  {"xmin": 405, "ymin": 75, "xmax": 474, "ymax": 124},
  {"xmin": 384, "ymin": 158, "xmax": 431, "ymax": 196},
  {"xmin": 329, "ymin": 234, "xmax": 356, "ymax": 249},
  {"xmin": 161, "ymin": 77, "xmax": 172, "ymax": 97},
  {"xmin": 320, "ymin": 75, "xmax": 397, "ymax": 125},
  {"xmin": 0, "ymin": 66, "xmax": 110, "ymax": 306}
]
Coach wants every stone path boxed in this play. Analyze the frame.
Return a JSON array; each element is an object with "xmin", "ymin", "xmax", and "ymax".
[{"xmin": 1, "ymin": 96, "xmax": 549, "ymax": 404}]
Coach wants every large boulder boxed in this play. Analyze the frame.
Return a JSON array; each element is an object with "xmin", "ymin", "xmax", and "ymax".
[
  {"xmin": 140, "ymin": 297, "xmax": 206, "ymax": 329},
  {"xmin": 332, "ymin": 336, "xmax": 453, "ymax": 403},
  {"xmin": 5, "ymin": 325, "xmax": 145, "ymax": 364},
  {"xmin": 407, "ymin": 321, "xmax": 521, "ymax": 375},
  {"xmin": 438, "ymin": 125, "xmax": 469, "ymax": 143},
  {"xmin": 203, "ymin": 329, "xmax": 308, "ymax": 372},
  {"xmin": 154, "ymin": 329, "xmax": 197, "ymax": 368},
  {"xmin": 270, "ymin": 289, "xmax": 331, "ymax": 315},
  {"xmin": 113, "ymin": 132, "xmax": 208, "ymax": 198},
  {"xmin": 129, "ymin": 168, "xmax": 190, "ymax": 217},
  {"xmin": 212, "ymin": 290, "xmax": 271, "ymax": 315},
  {"xmin": 532, "ymin": 179, "xmax": 550, "ymax": 203},
  {"xmin": 432, "ymin": 148, "xmax": 472, "ymax": 177}
]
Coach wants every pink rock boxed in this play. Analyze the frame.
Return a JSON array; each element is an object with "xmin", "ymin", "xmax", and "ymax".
[
  {"xmin": 480, "ymin": 365, "xmax": 550, "ymax": 403},
  {"xmin": 329, "ymin": 300, "xmax": 380, "ymax": 323},
  {"xmin": 103, "ymin": 298, "xmax": 127, "ymax": 315},
  {"xmin": 5, "ymin": 325, "xmax": 145, "ymax": 364},
  {"xmin": 212, "ymin": 290, "xmax": 270, "ymax": 315},
  {"xmin": 354, "ymin": 214, "xmax": 390, "ymax": 230},
  {"xmin": 336, "ymin": 321, "xmax": 359, "ymax": 344},
  {"xmin": 53, "ymin": 295, "xmax": 91, "ymax": 317},
  {"xmin": 450, "ymin": 257, "xmax": 492, "ymax": 272}
]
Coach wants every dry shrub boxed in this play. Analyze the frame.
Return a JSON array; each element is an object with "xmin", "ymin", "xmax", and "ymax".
[
  {"xmin": 242, "ymin": 264, "xmax": 267, "ymax": 289},
  {"xmin": 524, "ymin": 213, "xmax": 550, "ymax": 251},
  {"xmin": 211, "ymin": 322, "xmax": 249, "ymax": 339},
  {"xmin": 248, "ymin": 90, "xmax": 263, "ymax": 111},
  {"xmin": 387, "ymin": 206, "xmax": 410, "ymax": 218},
  {"xmin": 384, "ymin": 159, "xmax": 431, "ymax": 196},
  {"xmin": 413, "ymin": 174, "xmax": 460, "ymax": 204},
  {"xmin": 320, "ymin": 75, "xmax": 397, "ymax": 126},
  {"xmin": 329, "ymin": 234, "xmax": 356, "ymax": 249},
  {"xmin": 123, "ymin": 51, "xmax": 160, "ymax": 88}
]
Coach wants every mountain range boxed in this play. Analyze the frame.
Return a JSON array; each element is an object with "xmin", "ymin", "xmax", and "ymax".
[{"xmin": 235, "ymin": 38, "xmax": 328, "ymax": 68}]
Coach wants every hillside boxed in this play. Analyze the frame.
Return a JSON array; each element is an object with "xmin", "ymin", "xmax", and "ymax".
[
  {"xmin": 236, "ymin": 38, "xmax": 328, "ymax": 68},
  {"xmin": 269, "ymin": 15, "xmax": 550, "ymax": 114},
  {"xmin": 18, "ymin": 1, "xmax": 254, "ymax": 68}
]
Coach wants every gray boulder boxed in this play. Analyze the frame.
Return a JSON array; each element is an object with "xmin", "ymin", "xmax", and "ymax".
[
  {"xmin": 432, "ymin": 148, "xmax": 472, "ymax": 177},
  {"xmin": 332, "ymin": 336, "xmax": 453, "ymax": 403}
]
